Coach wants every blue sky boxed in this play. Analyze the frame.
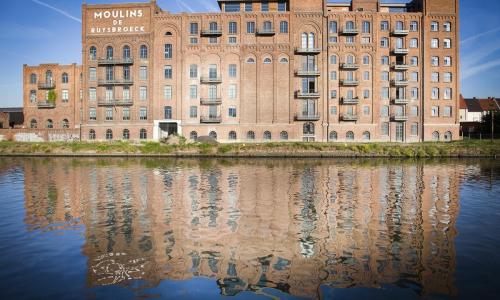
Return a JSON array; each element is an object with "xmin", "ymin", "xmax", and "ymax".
[{"xmin": 0, "ymin": 0, "xmax": 499, "ymax": 107}]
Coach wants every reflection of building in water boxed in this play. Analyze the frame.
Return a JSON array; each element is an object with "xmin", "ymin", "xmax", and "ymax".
[{"xmin": 22, "ymin": 159, "xmax": 461, "ymax": 298}]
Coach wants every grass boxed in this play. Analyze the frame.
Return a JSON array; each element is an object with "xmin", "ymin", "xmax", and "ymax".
[{"xmin": 0, "ymin": 140, "xmax": 498, "ymax": 157}]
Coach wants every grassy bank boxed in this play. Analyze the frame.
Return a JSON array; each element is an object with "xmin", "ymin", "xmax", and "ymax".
[{"xmin": 0, "ymin": 140, "xmax": 498, "ymax": 157}]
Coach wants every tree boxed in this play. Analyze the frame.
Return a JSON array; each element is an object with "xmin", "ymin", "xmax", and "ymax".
[
  {"xmin": 480, "ymin": 111, "xmax": 500, "ymax": 134},
  {"xmin": 47, "ymin": 89, "xmax": 57, "ymax": 103}
]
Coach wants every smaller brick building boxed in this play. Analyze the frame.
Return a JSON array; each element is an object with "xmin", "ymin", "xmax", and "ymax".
[{"xmin": 0, "ymin": 107, "xmax": 24, "ymax": 129}]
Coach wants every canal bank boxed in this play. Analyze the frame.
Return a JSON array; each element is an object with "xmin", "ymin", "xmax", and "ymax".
[{"xmin": 0, "ymin": 140, "xmax": 498, "ymax": 158}]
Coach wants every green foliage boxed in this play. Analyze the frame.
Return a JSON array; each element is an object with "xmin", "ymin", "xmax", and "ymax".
[{"xmin": 47, "ymin": 90, "xmax": 57, "ymax": 103}]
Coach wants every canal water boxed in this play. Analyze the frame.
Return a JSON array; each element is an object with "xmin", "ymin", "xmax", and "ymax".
[{"xmin": 0, "ymin": 158, "xmax": 499, "ymax": 300}]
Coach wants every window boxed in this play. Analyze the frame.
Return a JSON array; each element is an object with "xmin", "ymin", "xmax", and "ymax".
[
  {"xmin": 228, "ymin": 37, "xmax": 237, "ymax": 44},
  {"xmin": 411, "ymin": 88, "xmax": 419, "ymax": 99},
  {"xmin": 229, "ymin": 107, "xmax": 237, "ymax": 117},
  {"xmin": 89, "ymin": 68, "xmax": 97, "ymax": 81},
  {"xmin": 444, "ymin": 106, "xmax": 452, "ymax": 117},
  {"xmin": 123, "ymin": 66, "xmax": 130, "ymax": 80},
  {"xmin": 247, "ymin": 21, "xmax": 255, "ymax": 34},
  {"xmin": 431, "ymin": 21, "xmax": 439, "ymax": 31},
  {"xmin": 411, "ymin": 123, "xmax": 418, "ymax": 136},
  {"xmin": 410, "ymin": 38, "xmax": 418, "ymax": 48},
  {"xmin": 432, "ymin": 131, "xmax": 440, "ymax": 141},
  {"xmin": 363, "ymin": 131, "xmax": 371, "ymax": 141},
  {"xmin": 280, "ymin": 21, "xmax": 288, "ymax": 33},
  {"xmin": 443, "ymin": 22, "xmax": 451, "ymax": 32},
  {"xmin": 346, "ymin": 21, "xmax": 355, "ymax": 30},
  {"xmin": 123, "ymin": 108, "xmax": 130, "ymax": 120},
  {"xmin": 164, "ymin": 44, "xmax": 172, "ymax": 59},
  {"xmin": 362, "ymin": 55, "xmax": 370, "ymax": 65},
  {"xmin": 380, "ymin": 37, "xmax": 389, "ymax": 48},
  {"xmin": 330, "ymin": 90, "xmax": 337, "ymax": 99},
  {"xmin": 228, "ymin": 84, "xmax": 237, "ymax": 99},
  {"xmin": 263, "ymin": 58, "xmax": 272, "ymax": 64},
  {"xmin": 105, "ymin": 107, "xmax": 113, "ymax": 121},
  {"xmin": 329, "ymin": 131, "xmax": 337, "ymax": 141},
  {"xmin": 363, "ymin": 89, "xmax": 370, "ymax": 99},
  {"xmin": 189, "ymin": 23, "xmax": 198, "ymax": 35},
  {"xmin": 411, "ymin": 72, "xmax": 418, "ymax": 82},
  {"xmin": 228, "ymin": 21, "xmax": 237, "ymax": 34},
  {"xmin": 346, "ymin": 131, "xmax": 354, "ymax": 140},
  {"xmin": 444, "ymin": 131, "xmax": 452, "ymax": 141},
  {"xmin": 381, "ymin": 105, "xmax": 389, "ymax": 117},
  {"xmin": 139, "ymin": 66, "xmax": 147, "ymax": 80},
  {"xmin": 280, "ymin": 131, "xmax": 288, "ymax": 140},
  {"xmin": 362, "ymin": 21, "xmax": 371, "ymax": 33},
  {"xmin": 164, "ymin": 106, "xmax": 172, "ymax": 119},
  {"xmin": 247, "ymin": 131, "xmax": 255, "ymax": 140},
  {"xmin": 410, "ymin": 56, "xmax": 418, "ymax": 66},
  {"xmin": 225, "ymin": 3, "xmax": 240, "ymax": 12},
  {"xmin": 89, "ymin": 46, "xmax": 97, "ymax": 60},
  {"xmin": 361, "ymin": 37, "xmax": 371, "ymax": 44},
  {"xmin": 139, "ymin": 107, "xmax": 147, "ymax": 120},
  {"xmin": 431, "ymin": 106, "xmax": 439, "ymax": 116},
  {"xmin": 89, "ymin": 129, "xmax": 96, "ymax": 140},
  {"xmin": 432, "ymin": 88, "xmax": 439, "ymax": 99},
  {"xmin": 123, "ymin": 129, "xmax": 130, "ymax": 140},
  {"xmin": 209, "ymin": 131, "xmax": 217, "ymax": 140},
  {"xmin": 261, "ymin": 2, "xmax": 269, "ymax": 11},
  {"xmin": 346, "ymin": 36, "xmax": 355, "ymax": 44},
  {"xmin": 229, "ymin": 64, "xmax": 237, "ymax": 77},
  {"xmin": 303, "ymin": 122, "xmax": 315, "ymax": 135},
  {"xmin": 140, "ymin": 45, "xmax": 148, "ymax": 59},
  {"xmin": 30, "ymin": 90, "xmax": 37, "ymax": 102},
  {"xmin": 189, "ymin": 85, "xmax": 198, "ymax": 99},
  {"xmin": 62, "ymin": 89, "xmax": 69, "ymax": 102},
  {"xmin": 395, "ymin": 21, "xmax": 404, "ymax": 30},
  {"xmin": 444, "ymin": 88, "xmax": 452, "ymax": 100},
  {"xmin": 30, "ymin": 74, "xmax": 37, "ymax": 84},
  {"xmin": 444, "ymin": 72, "xmax": 452, "ymax": 83},
  {"xmin": 431, "ymin": 38, "xmax": 439, "ymax": 48},
  {"xmin": 263, "ymin": 21, "xmax": 273, "ymax": 31},
  {"xmin": 189, "ymin": 64, "xmax": 198, "ymax": 78},
  {"xmin": 329, "ymin": 21, "xmax": 337, "ymax": 33},
  {"xmin": 444, "ymin": 39, "xmax": 451, "ymax": 48},
  {"xmin": 106, "ymin": 129, "xmax": 113, "ymax": 140},
  {"xmin": 411, "ymin": 106, "xmax": 418, "ymax": 117},
  {"xmin": 410, "ymin": 21, "xmax": 418, "ymax": 31},
  {"xmin": 431, "ymin": 56, "xmax": 439, "ymax": 66},
  {"xmin": 140, "ymin": 86, "xmax": 147, "ymax": 100},
  {"xmin": 189, "ymin": 106, "xmax": 197, "ymax": 118},
  {"xmin": 123, "ymin": 45, "xmax": 131, "ymax": 59},
  {"xmin": 229, "ymin": 131, "xmax": 237, "ymax": 140},
  {"xmin": 89, "ymin": 88, "xmax": 96, "ymax": 101},
  {"xmin": 330, "ymin": 106, "xmax": 337, "ymax": 115},
  {"xmin": 431, "ymin": 72, "xmax": 439, "ymax": 82},
  {"xmin": 140, "ymin": 129, "xmax": 147, "ymax": 140},
  {"xmin": 280, "ymin": 57, "xmax": 288, "ymax": 63},
  {"xmin": 62, "ymin": 73, "xmax": 68, "ymax": 84},
  {"xmin": 164, "ymin": 65, "xmax": 172, "ymax": 79},
  {"xmin": 264, "ymin": 131, "xmax": 271, "ymax": 140},
  {"xmin": 329, "ymin": 36, "xmax": 338, "ymax": 43},
  {"xmin": 363, "ymin": 106, "xmax": 370, "ymax": 116},
  {"xmin": 363, "ymin": 71, "xmax": 370, "ymax": 81},
  {"xmin": 278, "ymin": 1, "xmax": 286, "ymax": 11},
  {"xmin": 444, "ymin": 56, "xmax": 452, "ymax": 66},
  {"xmin": 381, "ymin": 87, "xmax": 389, "ymax": 99},
  {"xmin": 106, "ymin": 46, "xmax": 113, "ymax": 59},
  {"xmin": 190, "ymin": 131, "xmax": 198, "ymax": 141},
  {"xmin": 190, "ymin": 37, "xmax": 198, "ymax": 44},
  {"xmin": 330, "ymin": 55, "xmax": 337, "ymax": 64},
  {"xmin": 245, "ymin": 3, "xmax": 252, "ymax": 11},
  {"xmin": 381, "ymin": 56, "xmax": 389, "ymax": 65},
  {"xmin": 380, "ymin": 21, "xmax": 389, "ymax": 31},
  {"xmin": 164, "ymin": 85, "xmax": 172, "ymax": 100},
  {"xmin": 89, "ymin": 108, "xmax": 96, "ymax": 121},
  {"xmin": 330, "ymin": 71, "xmax": 337, "ymax": 80}
]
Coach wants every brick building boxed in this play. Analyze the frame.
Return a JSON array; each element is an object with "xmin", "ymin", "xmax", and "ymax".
[{"xmin": 23, "ymin": 0, "xmax": 460, "ymax": 142}]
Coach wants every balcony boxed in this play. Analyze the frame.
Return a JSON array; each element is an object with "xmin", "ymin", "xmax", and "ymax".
[
  {"xmin": 340, "ymin": 114, "xmax": 358, "ymax": 121},
  {"xmin": 200, "ymin": 98, "xmax": 222, "ymax": 105},
  {"xmin": 37, "ymin": 101, "xmax": 56, "ymax": 108},
  {"xmin": 341, "ymin": 97, "xmax": 360, "ymax": 104},
  {"xmin": 391, "ymin": 79, "xmax": 409, "ymax": 86},
  {"xmin": 97, "ymin": 58, "xmax": 134, "ymax": 65},
  {"xmin": 295, "ymin": 47, "xmax": 321, "ymax": 55},
  {"xmin": 38, "ymin": 82, "xmax": 55, "ymax": 89},
  {"xmin": 200, "ymin": 115, "xmax": 222, "ymax": 123},
  {"xmin": 392, "ymin": 63, "xmax": 410, "ymax": 70},
  {"xmin": 295, "ymin": 113, "xmax": 320, "ymax": 121},
  {"xmin": 393, "ymin": 98, "xmax": 410, "ymax": 105},
  {"xmin": 340, "ymin": 63, "xmax": 359, "ymax": 70},
  {"xmin": 201, "ymin": 29, "xmax": 222, "ymax": 36},
  {"xmin": 98, "ymin": 79, "xmax": 133, "ymax": 86},
  {"xmin": 200, "ymin": 76, "xmax": 222, "ymax": 84},
  {"xmin": 391, "ymin": 115, "xmax": 408, "ymax": 122},
  {"xmin": 295, "ymin": 69, "xmax": 320, "ymax": 76},
  {"xmin": 256, "ymin": 28, "xmax": 275, "ymax": 36},
  {"xmin": 341, "ymin": 28, "xmax": 359, "ymax": 35},
  {"xmin": 295, "ymin": 91, "xmax": 320, "ymax": 98},
  {"xmin": 340, "ymin": 79, "xmax": 359, "ymax": 86},
  {"xmin": 97, "ymin": 99, "xmax": 133, "ymax": 106},
  {"xmin": 392, "ymin": 29, "xmax": 409, "ymax": 36},
  {"xmin": 393, "ymin": 48, "xmax": 409, "ymax": 55}
]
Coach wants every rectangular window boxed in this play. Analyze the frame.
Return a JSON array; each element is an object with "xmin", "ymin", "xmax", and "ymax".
[
  {"xmin": 164, "ymin": 65, "xmax": 172, "ymax": 79},
  {"xmin": 164, "ymin": 44, "xmax": 172, "ymax": 59},
  {"xmin": 444, "ymin": 72, "xmax": 452, "ymax": 83},
  {"xmin": 362, "ymin": 21, "xmax": 371, "ymax": 33},
  {"xmin": 411, "ymin": 123, "xmax": 418, "ymax": 136},
  {"xmin": 410, "ymin": 38, "xmax": 418, "ymax": 48},
  {"xmin": 89, "ymin": 88, "xmax": 96, "ymax": 101},
  {"xmin": 139, "ymin": 107, "xmax": 147, "ymax": 120},
  {"xmin": 164, "ymin": 85, "xmax": 172, "ymax": 100},
  {"xmin": 381, "ymin": 106, "xmax": 389, "ymax": 117},
  {"xmin": 189, "ymin": 85, "xmax": 198, "ymax": 99},
  {"xmin": 329, "ymin": 36, "xmax": 338, "ymax": 43},
  {"xmin": 247, "ymin": 22, "xmax": 255, "ymax": 34},
  {"xmin": 431, "ymin": 39, "xmax": 439, "ymax": 48},
  {"xmin": 444, "ymin": 56, "xmax": 452, "ymax": 66},
  {"xmin": 411, "ymin": 106, "xmax": 419, "ymax": 117},
  {"xmin": 431, "ymin": 56, "xmax": 439, "ymax": 66},
  {"xmin": 381, "ymin": 87, "xmax": 389, "ymax": 99},
  {"xmin": 410, "ymin": 21, "xmax": 418, "ymax": 31},
  {"xmin": 228, "ymin": 21, "xmax": 237, "ymax": 34},
  {"xmin": 229, "ymin": 107, "xmax": 237, "ymax": 117},
  {"xmin": 140, "ymin": 86, "xmax": 147, "ymax": 100},
  {"xmin": 261, "ymin": 2, "xmax": 269, "ymax": 11},
  {"xmin": 62, "ymin": 89, "xmax": 69, "ymax": 102},
  {"xmin": 164, "ymin": 106, "xmax": 172, "ymax": 119},
  {"xmin": 330, "ymin": 90, "xmax": 337, "ymax": 99},
  {"xmin": 381, "ymin": 72, "xmax": 389, "ymax": 81},
  {"xmin": 89, "ymin": 68, "xmax": 96, "ymax": 81},
  {"xmin": 122, "ymin": 108, "xmax": 130, "ymax": 121},
  {"xmin": 431, "ymin": 22, "xmax": 439, "ymax": 31},
  {"xmin": 225, "ymin": 3, "xmax": 240, "ymax": 12},
  {"xmin": 363, "ymin": 106, "xmax": 370, "ymax": 116},
  {"xmin": 444, "ymin": 106, "xmax": 452, "ymax": 117},
  {"xmin": 229, "ymin": 64, "xmax": 237, "ymax": 77},
  {"xmin": 89, "ymin": 108, "xmax": 96, "ymax": 121},
  {"xmin": 278, "ymin": 1, "xmax": 286, "ymax": 11},
  {"xmin": 105, "ymin": 86, "xmax": 113, "ymax": 100},
  {"xmin": 411, "ymin": 88, "xmax": 419, "ymax": 99},
  {"xmin": 106, "ymin": 107, "xmax": 113, "ymax": 121},
  {"xmin": 381, "ymin": 56, "xmax": 389, "ymax": 65},
  {"xmin": 329, "ymin": 21, "xmax": 337, "ymax": 33},
  {"xmin": 330, "ymin": 106, "xmax": 337, "ymax": 115},
  {"xmin": 228, "ymin": 84, "xmax": 237, "ymax": 99},
  {"xmin": 123, "ymin": 66, "xmax": 130, "ymax": 80},
  {"xmin": 123, "ymin": 86, "xmax": 130, "ymax": 100},
  {"xmin": 346, "ymin": 36, "xmax": 355, "ymax": 44},
  {"xmin": 280, "ymin": 21, "xmax": 288, "ymax": 33},
  {"xmin": 189, "ymin": 64, "xmax": 198, "ymax": 78},
  {"xmin": 431, "ymin": 72, "xmax": 439, "ymax": 83},
  {"xmin": 363, "ymin": 71, "xmax": 370, "ymax": 81},
  {"xmin": 381, "ymin": 122, "xmax": 389, "ymax": 135},
  {"xmin": 190, "ymin": 22, "xmax": 198, "ymax": 34},
  {"xmin": 189, "ymin": 106, "xmax": 197, "ymax": 118},
  {"xmin": 330, "ymin": 71, "xmax": 337, "ymax": 80},
  {"xmin": 444, "ymin": 39, "xmax": 451, "ymax": 48},
  {"xmin": 380, "ymin": 21, "xmax": 389, "ymax": 31},
  {"xmin": 431, "ymin": 106, "xmax": 439, "ymax": 117},
  {"xmin": 361, "ymin": 37, "xmax": 371, "ymax": 44},
  {"xmin": 209, "ymin": 37, "xmax": 218, "ymax": 44},
  {"xmin": 228, "ymin": 37, "xmax": 237, "ymax": 44},
  {"xmin": 444, "ymin": 88, "xmax": 452, "ymax": 99},
  {"xmin": 190, "ymin": 37, "xmax": 198, "ymax": 44},
  {"xmin": 363, "ymin": 89, "xmax": 370, "ymax": 99},
  {"xmin": 432, "ymin": 88, "xmax": 439, "ymax": 100},
  {"xmin": 411, "ymin": 72, "xmax": 418, "ymax": 82},
  {"xmin": 139, "ymin": 66, "xmax": 147, "ymax": 80},
  {"xmin": 245, "ymin": 3, "xmax": 252, "ymax": 11}
]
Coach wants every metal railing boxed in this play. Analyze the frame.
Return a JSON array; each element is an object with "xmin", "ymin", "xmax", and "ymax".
[
  {"xmin": 200, "ymin": 116, "xmax": 222, "ymax": 123},
  {"xmin": 38, "ymin": 82, "xmax": 55, "ymax": 89},
  {"xmin": 200, "ymin": 76, "xmax": 222, "ymax": 83},
  {"xmin": 341, "ymin": 28, "xmax": 359, "ymax": 35},
  {"xmin": 340, "ymin": 79, "xmax": 359, "ymax": 86},
  {"xmin": 97, "ymin": 99, "xmax": 133, "ymax": 106},
  {"xmin": 256, "ymin": 28, "xmax": 276, "ymax": 35},
  {"xmin": 340, "ymin": 63, "xmax": 359, "ymax": 70},
  {"xmin": 295, "ymin": 113, "xmax": 320, "ymax": 121},
  {"xmin": 201, "ymin": 29, "xmax": 222, "ymax": 36},
  {"xmin": 341, "ymin": 114, "xmax": 358, "ymax": 121},
  {"xmin": 37, "ymin": 101, "xmax": 56, "ymax": 108},
  {"xmin": 200, "ymin": 98, "xmax": 222, "ymax": 105},
  {"xmin": 341, "ymin": 97, "xmax": 360, "ymax": 104},
  {"xmin": 295, "ymin": 47, "xmax": 322, "ymax": 54},
  {"xmin": 97, "ymin": 58, "xmax": 134, "ymax": 65},
  {"xmin": 296, "ymin": 91, "xmax": 320, "ymax": 98},
  {"xmin": 98, "ymin": 79, "xmax": 134, "ymax": 85},
  {"xmin": 296, "ymin": 69, "xmax": 320, "ymax": 76}
]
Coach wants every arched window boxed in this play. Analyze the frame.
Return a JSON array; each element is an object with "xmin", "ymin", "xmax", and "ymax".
[
  {"xmin": 122, "ymin": 129, "xmax": 130, "ymax": 140},
  {"xmin": 190, "ymin": 131, "xmax": 198, "ymax": 141},
  {"xmin": 363, "ymin": 55, "xmax": 370, "ymax": 65},
  {"xmin": 209, "ymin": 22, "xmax": 218, "ymax": 31},
  {"xmin": 106, "ymin": 129, "xmax": 113, "ymax": 140},
  {"xmin": 432, "ymin": 131, "xmax": 440, "ymax": 141},
  {"xmin": 247, "ymin": 131, "xmax": 255, "ymax": 140},
  {"xmin": 106, "ymin": 46, "xmax": 113, "ymax": 59},
  {"xmin": 61, "ymin": 73, "xmax": 68, "ymax": 84},
  {"xmin": 346, "ymin": 21, "xmax": 355, "ymax": 30},
  {"xmin": 263, "ymin": 57, "xmax": 272, "ymax": 64},
  {"xmin": 30, "ymin": 90, "xmax": 37, "ymax": 103},
  {"xmin": 280, "ymin": 131, "xmax": 288, "ymax": 140},
  {"xmin": 140, "ymin": 129, "xmax": 147, "ymax": 140},
  {"xmin": 89, "ymin": 46, "xmax": 97, "ymax": 60},
  {"xmin": 396, "ymin": 21, "xmax": 404, "ymax": 30},
  {"xmin": 30, "ymin": 119, "xmax": 37, "ymax": 129},
  {"xmin": 46, "ymin": 119, "xmax": 53, "ymax": 129},
  {"xmin": 123, "ymin": 45, "xmax": 131, "ymax": 59},
  {"xmin": 363, "ymin": 131, "xmax": 371, "ymax": 140},
  {"xmin": 228, "ymin": 131, "xmax": 237, "ymax": 140},
  {"xmin": 165, "ymin": 31, "xmax": 173, "ymax": 36},
  {"xmin": 280, "ymin": 57, "xmax": 288, "ymax": 63},
  {"xmin": 303, "ymin": 122, "xmax": 315, "ymax": 135},
  {"xmin": 209, "ymin": 131, "xmax": 217, "ymax": 140},
  {"xmin": 45, "ymin": 70, "xmax": 52, "ymax": 83},
  {"xmin": 444, "ymin": 131, "xmax": 452, "ymax": 141},
  {"xmin": 308, "ymin": 32, "xmax": 315, "ymax": 48},
  {"xmin": 329, "ymin": 131, "xmax": 337, "ymax": 141},
  {"xmin": 246, "ymin": 57, "xmax": 255, "ymax": 63},
  {"xmin": 346, "ymin": 131, "xmax": 354, "ymax": 140},
  {"xmin": 89, "ymin": 129, "xmax": 96, "ymax": 140},
  {"xmin": 30, "ymin": 74, "xmax": 37, "ymax": 84},
  {"xmin": 346, "ymin": 54, "xmax": 355, "ymax": 64},
  {"xmin": 264, "ymin": 131, "xmax": 271, "ymax": 140},
  {"xmin": 140, "ymin": 45, "xmax": 148, "ymax": 59},
  {"xmin": 62, "ymin": 119, "xmax": 69, "ymax": 129}
]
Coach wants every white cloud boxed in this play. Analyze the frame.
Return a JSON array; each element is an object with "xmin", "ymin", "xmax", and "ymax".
[
  {"xmin": 461, "ymin": 27, "xmax": 500, "ymax": 44},
  {"xmin": 32, "ymin": 0, "xmax": 81, "ymax": 23},
  {"xmin": 175, "ymin": 0, "xmax": 194, "ymax": 13},
  {"xmin": 462, "ymin": 58, "xmax": 500, "ymax": 79}
]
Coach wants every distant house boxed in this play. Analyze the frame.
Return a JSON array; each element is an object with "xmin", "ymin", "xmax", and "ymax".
[
  {"xmin": 459, "ymin": 96, "xmax": 500, "ymax": 134},
  {"xmin": 0, "ymin": 108, "xmax": 24, "ymax": 129}
]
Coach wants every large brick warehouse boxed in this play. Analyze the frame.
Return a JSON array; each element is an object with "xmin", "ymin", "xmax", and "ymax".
[{"xmin": 23, "ymin": 0, "xmax": 460, "ymax": 142}]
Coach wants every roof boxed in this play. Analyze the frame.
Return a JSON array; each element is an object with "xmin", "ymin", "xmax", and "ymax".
[
  {"xmin": 459, "ymin": 94, "xmax": 467, "ymax": 109},
  {"xmin": 478, "ymin": 98, "xmax": 500, "ymax": 112},
  {"xmin": 463, "ymin": 99, "xmax": 483, "ymax": 112},
  {"xmin": 8, "ymin": 112, "xmax": 24, "ymax": 124},
  {"xmin": 462, "ymin": 98, "xmax": 500, "ymax": 112},
  {"xmin": 0, "ymin": 107, "xmax": 23, "ymax": 113}
]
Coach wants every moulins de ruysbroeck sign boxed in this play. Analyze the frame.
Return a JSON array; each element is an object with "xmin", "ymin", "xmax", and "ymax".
[{"xmin": 87, "ymin": 8, "xmax": 149, "ymax": 35}]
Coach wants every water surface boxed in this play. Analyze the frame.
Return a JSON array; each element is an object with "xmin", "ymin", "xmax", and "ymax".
[{"xmin": 0, "ymin": 158, "xmax": 499, "ymax": 299}]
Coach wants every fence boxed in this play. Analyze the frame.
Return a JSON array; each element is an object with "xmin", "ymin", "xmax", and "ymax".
[
  {"xmin": 461, "ymin": 132, "xmax": 500, "ymax": 140},
  {"xmin": 0, "ymin": 128, "xmax": 80, "ymax": 142}
]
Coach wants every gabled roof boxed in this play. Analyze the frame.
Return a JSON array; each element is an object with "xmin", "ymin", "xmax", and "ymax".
[
  {"xmin": 0, "ymin": 107, "xmax": 23, "ymax": 113},
  {"xmin": 478, "ymin": 98, "xmax": 500, "ymax": 112},
  {"xmin": 464, "ymin": 99, "xmax": 483, "ymax": 112}
]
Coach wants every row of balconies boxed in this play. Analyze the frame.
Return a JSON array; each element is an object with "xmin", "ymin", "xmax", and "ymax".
[
  {"xmin": 198, "ymin": 113, "xmax": 408, "ymax": 123},
  {"xmin": 200, "ymin": 28, "xmax": 276, "ymax": 36},
  {"xmin": 95, "ymin": 58, "xmax": 134, "ymax": 65}
]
